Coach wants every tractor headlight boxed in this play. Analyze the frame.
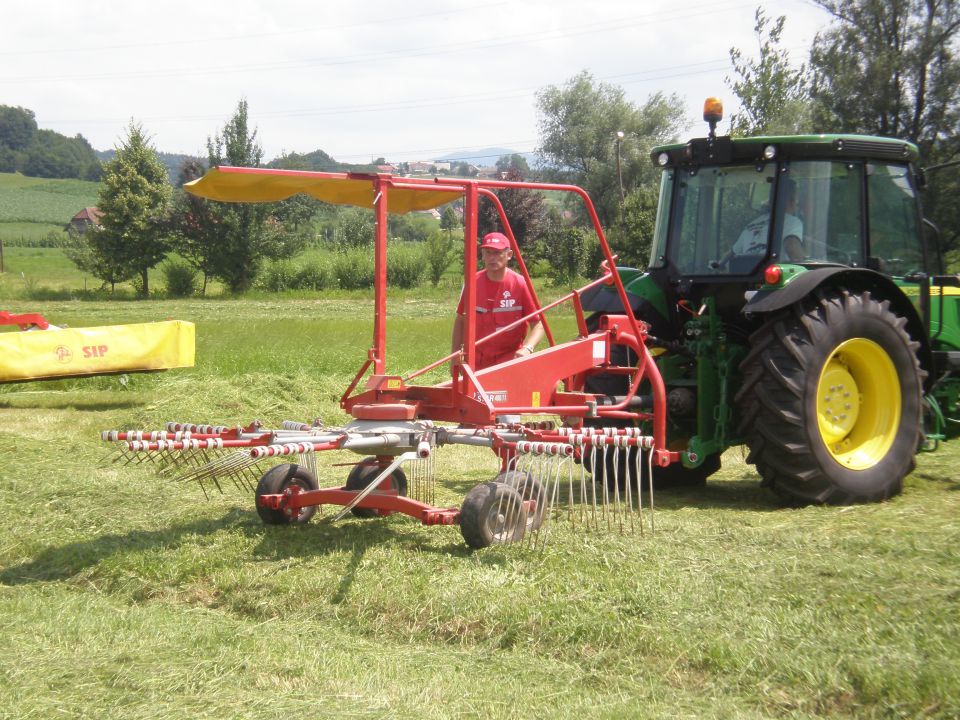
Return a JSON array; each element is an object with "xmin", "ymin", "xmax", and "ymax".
[
  {"xmin": 657, "ymin": 152, "xmax": 670, "ymax": 167},
  {"xmin": 763, "ymin": 144, "xmax": 777, "ymax": 160}
]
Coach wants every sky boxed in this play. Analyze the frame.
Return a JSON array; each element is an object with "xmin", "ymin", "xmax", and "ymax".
[{"xmin": 1, "ymin": 0, "xmax": 831, "ymax": 165}]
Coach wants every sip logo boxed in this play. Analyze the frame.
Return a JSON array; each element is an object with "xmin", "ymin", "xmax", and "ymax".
[
  {"xmin": 83, "ymin": 344, "xmax": 109, "ymax": 358},
  {"xmin": 499, "ymin": 290, "xmax": 516, "ymax": 309}
]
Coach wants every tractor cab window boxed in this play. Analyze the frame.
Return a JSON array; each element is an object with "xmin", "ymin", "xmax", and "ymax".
[
  {"xmin": 867, "ymin": 163, "xmax": 923, "ymax": 276},
  {"xmin": 781, "ymin": 161, "xmax": 864, "ymax": 267},
  {"xmin": 666, "ymin": 164, "xmax": 776, "ymax": 275}
]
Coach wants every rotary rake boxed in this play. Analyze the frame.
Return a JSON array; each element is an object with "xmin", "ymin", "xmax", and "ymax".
[{"xmin": 101, "ymin": 167, "xmax": 685, "ymax": 549}]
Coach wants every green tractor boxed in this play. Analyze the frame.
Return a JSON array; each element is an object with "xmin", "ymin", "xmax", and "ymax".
[{"xmin": 583, "ymin": 102, "xmax": 960, "ymax": 504}]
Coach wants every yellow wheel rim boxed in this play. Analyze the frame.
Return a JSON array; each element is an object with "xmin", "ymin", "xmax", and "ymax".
[{"xmin": 816, "ymin": 338, "xmax": 900, "ymax": 470}]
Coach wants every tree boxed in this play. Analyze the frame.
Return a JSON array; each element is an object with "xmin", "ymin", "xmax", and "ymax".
[
  {"xmin": 477, "ymin": 167, "xmax": 545, "ymax": 247},
  {"xmin": 0, "ymin": 105, "xmax": 37, "ymax": 150},
  {"xmin": 205, "ymin": 99, "xmax": 302, "ymax": 292},
  {"xmin": 67, "ymin": 123, "xmax": 170, "ymax": 295},
  {"xmin": 536, "ymin": 71, "xmax": 686, "ymax": 227},
  {"xmin": 604, "ymin": 184, "xmax": 659, "ymax": 268},
  {"xmin": 440, "ymin": 205, "xmax": 459, "ymax": 235},
  {"xmin": 167, "ymin": 159, "xmax": 219, "ymax": 294},
  {"xmin": 726, "ymin": 8, "xmax": 812, "ymax": 135},
  {"xmin": 808, "ymin": 0, "xmax": 960, "ymax": 256},
  {"xmin": 496, "ymin": 153, "xmax": 530, "ymax": 176}
]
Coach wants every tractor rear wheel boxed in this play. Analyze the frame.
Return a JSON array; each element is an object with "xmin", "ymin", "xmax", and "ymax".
[
  {"xmin": 256, "ymin": 463, "xmax": 319, "ymax": 525},
  {"xmin": 345, "ymin": 457, "xmax": 408, "ymax": 518},
  {"xmin": 737, "ymin": 290, "xmax": 922, "ymax": 504}
]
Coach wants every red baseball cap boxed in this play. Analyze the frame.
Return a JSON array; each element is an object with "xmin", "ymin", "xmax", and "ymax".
[{"xmin": 480, "ymin": 232, "xmax": 510, "ymax": 251}]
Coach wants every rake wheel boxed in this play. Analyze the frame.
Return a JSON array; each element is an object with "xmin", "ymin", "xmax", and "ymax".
[
  {"xmin": 460, "ymin": 482, "xmax": 527, "ymax": 549},
  {"xmin": 255, "ymin": 463, "xmax": 319, "ymax": 525},
  {"xmin": 496, "ymin": 470, "xmax": 546, "ymax": 532},
  {"xmin": 345, "ymin": 457, "xmax": 408, "ymax": 518}
]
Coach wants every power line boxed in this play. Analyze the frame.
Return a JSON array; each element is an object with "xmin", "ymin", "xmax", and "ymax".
[{"xmin": 0, "ymin": 0, "xmax": 756, "ymax": 85}]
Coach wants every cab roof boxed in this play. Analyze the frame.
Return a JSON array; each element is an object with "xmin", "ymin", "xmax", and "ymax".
[{"xmin": 651, "ymin": 133, "xmax": 919, "ymax": 168}]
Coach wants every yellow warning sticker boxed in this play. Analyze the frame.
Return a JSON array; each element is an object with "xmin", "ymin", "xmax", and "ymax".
[{"xmin": 532, "ymin": 391, "xmax": 541, "ymax": 407}]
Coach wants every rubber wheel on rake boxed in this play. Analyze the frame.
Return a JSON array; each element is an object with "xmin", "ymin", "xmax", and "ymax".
[
  {"xmin": 495, "ymin": 470, "xmax": 546, "ymax": 533},
  {"xmin": 736, "ymin": 290, "xmax": 923, "ymax": 504},
  {"xmin": 256, "ymin": 463, "xmax": 320, "ymax": 525},
  {"xmin": 459, "ymin": 482, "xmax": 527, "ymax": 549},
  {"xmin": 345, "ymin": 457, "xmax": 408, "ymax": 518}
]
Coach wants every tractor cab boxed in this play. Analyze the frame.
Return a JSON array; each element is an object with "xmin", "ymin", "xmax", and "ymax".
[{"xmin": 644, "ymin": 100, "xmax": 929, "ymax": 326}]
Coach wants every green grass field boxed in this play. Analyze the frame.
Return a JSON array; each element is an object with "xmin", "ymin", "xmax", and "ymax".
[
  {"xmin": 0, "ymin": 298, "xmax": 958, "ymax": 719},
  {"xmin": 0, "ymin": 172, "xmax": 100, "ymax": 247}
]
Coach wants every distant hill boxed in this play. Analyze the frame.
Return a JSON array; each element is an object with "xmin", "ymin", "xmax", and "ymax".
[
  {"xmin": 434, "ymin": 147, "xmax": 538, "ymax": 167},
  {"xmin": 266, "ymin": 148, "xmax": 377, "ymax": 173}
]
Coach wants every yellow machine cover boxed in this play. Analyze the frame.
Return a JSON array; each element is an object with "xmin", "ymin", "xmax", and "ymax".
[{"xmin": 0, "ymin": 320, "xmax": 195, "ymax": 382}]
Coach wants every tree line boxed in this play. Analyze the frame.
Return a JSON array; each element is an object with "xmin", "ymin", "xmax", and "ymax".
[
  {"xmin": 0, "ymin": 106, "xmax": 101, "ymax": 181},
  {"xmin": 60, "ymin": 0, "xmax": 960, "ymax": 295}
]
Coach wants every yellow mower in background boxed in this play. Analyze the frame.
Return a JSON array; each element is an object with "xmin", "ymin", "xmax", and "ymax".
[{"xmin": 0, "ymin": 311, "xmax": 194, "ymax": 383}]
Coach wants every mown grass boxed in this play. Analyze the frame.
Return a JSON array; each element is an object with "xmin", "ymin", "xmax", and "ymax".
[{"xmin": 0, "ymin": 298, "xmax": 958, "ymax": 719}]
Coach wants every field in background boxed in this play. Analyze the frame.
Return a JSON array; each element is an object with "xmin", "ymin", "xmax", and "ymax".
[
  {"xmin": 0, "ymin": 172, "xmax": 99, "ymax": 247},
  {"xmin": 0, "ymin": 298, "xmax": 958, "ymax": 719}
]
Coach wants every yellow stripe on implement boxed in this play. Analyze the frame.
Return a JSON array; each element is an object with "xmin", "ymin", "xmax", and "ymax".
[
  {"xmin": 0, "ymin": 320, "xmax": 195, "ymax": 383},
  {"xmin": 186, "ymin": 166, "xmax": 458, "ymax": 214}
]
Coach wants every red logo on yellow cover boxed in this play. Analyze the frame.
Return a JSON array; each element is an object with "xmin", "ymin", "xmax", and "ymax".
[{"xmin": 54, "ymin": 345, "xmax": 73, "ymax": 364}]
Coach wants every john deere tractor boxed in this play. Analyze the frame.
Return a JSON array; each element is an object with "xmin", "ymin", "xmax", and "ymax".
[{"xmin": 584, "ymin": 100, "xmax": 960, "ymax": 504}]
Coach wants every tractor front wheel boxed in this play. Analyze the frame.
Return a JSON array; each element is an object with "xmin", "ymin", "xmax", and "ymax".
[
  {"xmin": 256, "ymin": 463, "xmax": 320, "ymax": 525},
  {"xmin": 737, "ymin": 290, "xmax": 922, "ymax": 504}
]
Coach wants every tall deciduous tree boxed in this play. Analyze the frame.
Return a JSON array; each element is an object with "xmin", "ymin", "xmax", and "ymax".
[
  {"xmin": 809, "ymin": 0, "xmax": 960, "ymax": 256},
  {"xmin": 726, "ymin": 8, "xmax": 812, "ymax": 135},
  {"xmin": 67, "ymin": 123, "xmax": 170, "ymax": 294},
  {"xmin": 536, "ymin": 71, "xmax": 686, "ymax": 228},
  {"xmin": 168, "ymin": 159, "xmax": 219, "ymax": 295},
  {"xmin": 205, "ymin": 99, "xmax": 303, "ymax": 291},
  {"xmin": 477, "ymin": 167, "xmax": 545, "ymax": 247}
]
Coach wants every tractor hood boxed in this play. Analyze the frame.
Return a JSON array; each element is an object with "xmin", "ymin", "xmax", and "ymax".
[{"xmin": 185, "ymin": 166, "xmax": 459, "ymax": 214}]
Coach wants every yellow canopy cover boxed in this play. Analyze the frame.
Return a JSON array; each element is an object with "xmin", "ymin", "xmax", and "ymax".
[{"xmin": 185, "ymin": 167, "xmax": 460, "ymax": 214}]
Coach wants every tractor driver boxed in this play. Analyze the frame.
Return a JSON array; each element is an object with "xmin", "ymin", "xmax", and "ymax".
[
  {"xmin": 451, "ymin": 232, "xmax": 545, "ymax": 370},
  {"xmin": 720, "ymin": 177, "xmax": 804, "ymax": 267}
]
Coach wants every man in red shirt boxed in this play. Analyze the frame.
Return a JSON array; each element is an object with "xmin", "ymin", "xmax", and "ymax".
[{"xmin": 452, "ymin": 232, "xmax": 545, "ymax": 370}]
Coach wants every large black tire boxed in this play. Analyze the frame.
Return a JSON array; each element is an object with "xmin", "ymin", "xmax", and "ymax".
[
  {"xmin": 345, "ymin": 457, "xmax": 408, "ymax": 518},
  {"xmin": 459, "ymin": 482, "xmax": 527, "ymax": 549},
  {"xmin": 736, "ymin": 290, "xmax": 923, "ymax": 504},
  {"xmin": 255, "ymin": 463, "xmax": 319, "ymax": 525},
  {"xmin": 496, "ymin": 470, "xmax": 546, "ymax": 532}
]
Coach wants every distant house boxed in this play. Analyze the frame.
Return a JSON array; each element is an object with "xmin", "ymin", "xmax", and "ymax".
[
  {"xmin": 376, "ymin": 164, "xmax": 397, "ymax": 174},
  {"xmin": 67, "ymin": 207, "xmax": 103, "ymax": 234},
  {"xmin": 407, "ymin": 161, "xmax": 436, "ymax": 174}
]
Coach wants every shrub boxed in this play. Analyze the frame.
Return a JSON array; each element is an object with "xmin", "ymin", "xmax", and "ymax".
[
  {"xmin": 545, "ymin": 225, "xmax": 591, "ymax": 287},
  {"xmin": 332, "ymin": 248, "xmax": 375, "ymax": 289},
  {"xmin": 295, "ymin": 260, "xmax": 332, "ymax": 291},
  {"xmin": 387, "ymin": 242, "xmax": 427, "ymax": 288},
  {"xmin": 162, "ymin": 261, "xmax": 198, "ymax": 298},
  {"xmin": 257, "ymin": 260, "xmax": 298, "ymax": 292},
  {"xmin": 425, "ymin": 231, "xmax": 456, "ymax": 286}
]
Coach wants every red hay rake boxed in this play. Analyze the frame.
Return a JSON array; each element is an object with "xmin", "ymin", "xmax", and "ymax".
[{"xmin": 101, "ymin": 167, "xmax": 681, "ymax": 549}]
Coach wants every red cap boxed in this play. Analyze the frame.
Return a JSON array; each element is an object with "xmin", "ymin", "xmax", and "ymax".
[{"xmin": 480, "ymin": 232, "xmax": 510, "ymax": 251}]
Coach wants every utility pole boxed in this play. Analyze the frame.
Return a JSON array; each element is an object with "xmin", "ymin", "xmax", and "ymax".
[{"xmin": 615, "ymin": 131, "xmax": 625, "ymax": 204}]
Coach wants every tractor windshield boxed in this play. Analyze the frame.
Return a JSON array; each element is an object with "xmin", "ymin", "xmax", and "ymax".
[
  {"xmin": 653, "ymin": 164, "xmax": 776, "ymax": 275},
  {"xmin": 650, "ymin": 159, "xmax": 896, "ymax": 274}
]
